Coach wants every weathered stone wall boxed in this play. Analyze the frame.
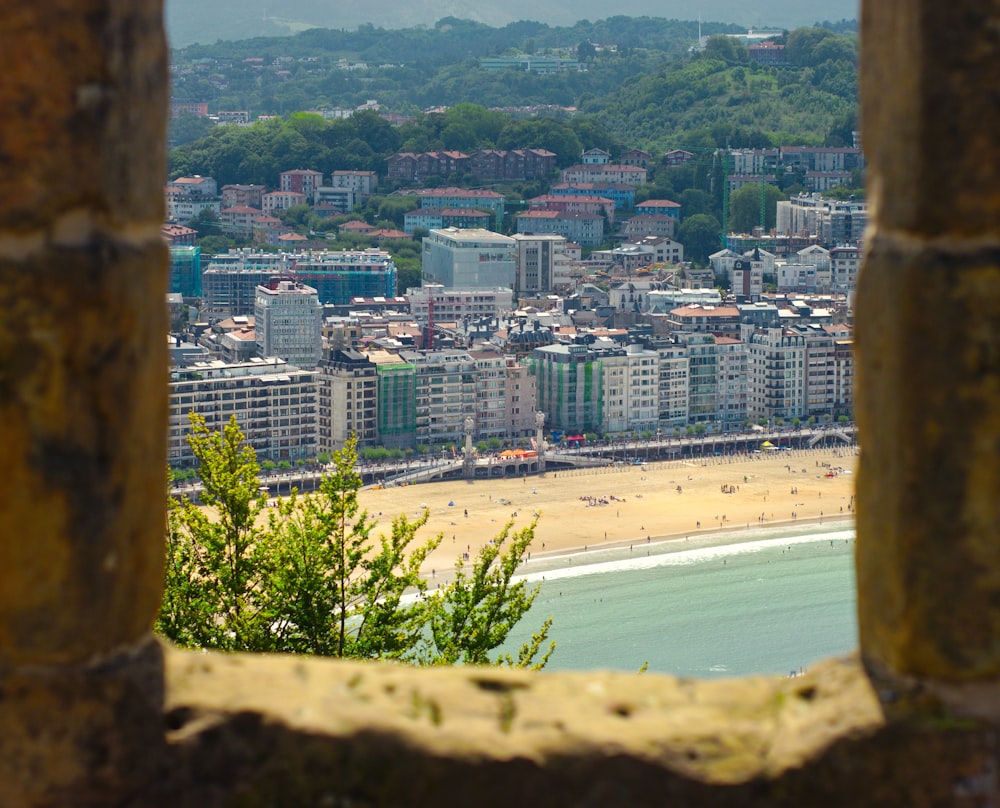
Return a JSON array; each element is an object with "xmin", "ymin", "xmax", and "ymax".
[
  {"xmin": 0, "ymin": 1, "xmax": 998, "ymax": 806},
  {"xmin": 855, "ymin": 0, "xmax": 1000, "ymax": 700}
]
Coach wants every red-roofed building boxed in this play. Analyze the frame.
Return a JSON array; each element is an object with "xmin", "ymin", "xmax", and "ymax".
[
  {"xmin": 161, "ymin": 223, "xmax": 198, "ymax": 245},
  {"xmin": 666, "ymin": 304, "xmax": 742, "ymax": 337},
  {"xmin": 635, "ymin": 199, "xmax": 681, "ymax": 219},
  {"xmin": 748, "ymin": 40, "xmax": 787, "ymax": 65},
  {"xmin": 262, "ymin": 191, "xmax": 307, "ymax": 215},
  {"xmin": 280, "ymin": 169, "xmax": 323, "ymax": 197},
  {"xmin": 220, "ymin": 205, "xmax": 263, "ymax": 236},
  {"xmin": 338, "ymin": 219, "xmax": 376, "ymax": 234},
  {"xmin": 528, "ymin": 193, "xmax": 615, "ymax": 225}
]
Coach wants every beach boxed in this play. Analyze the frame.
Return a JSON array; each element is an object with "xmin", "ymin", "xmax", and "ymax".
[{"xmin": 358, "ymin": 446, "xmax": 858, "ymax": 574}]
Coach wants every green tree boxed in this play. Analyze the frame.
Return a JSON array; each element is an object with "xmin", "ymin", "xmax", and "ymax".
[
  {"xmin": 419, "ymin": 521, "xmax": 554, "ymax": 669},
  {"xmin": 728, "ymin": 183, "xmax": 786, "ymax": 233},
  {"xmin": 677, "ymin": 213, "xmax": 722, "ymax": 265},
  {"xmin": 157, "ymin": 414, "xmax": 275, "ymax": 651},
  {"xmin": 158, "ymin": 423, "xmax": 553, "ymax": 668},
  {"xmin": 266, "ymin": 439, "xmax": 441, "ymax": 658}
]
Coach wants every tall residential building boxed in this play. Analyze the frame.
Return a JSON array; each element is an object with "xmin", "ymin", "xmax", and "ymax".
[
  {"xmin": 262, "ymin": 190, "xmax": 308, "ymax": 214},
  {"xmin": 168, "ymin": 245, "xmax": 201, "ymax": 298},
  {"xmin": 421, "ymin": 228, "xmax": 516, "ymax": 290},
  {"xmin": 254, "ymin": 280, "xmax": 323, "ymax": 369},
  {"xmin": 715, "ymin": 336, "xmax": 749, "ymax": 426},
  {"xmin": 317, "ymin": 349, "xmax": 378, "ymax": 453},
  {"xmin": 202, "ymin": 249, "xmax": 397, "ymax": 317},
  {"xmin": 401, "ymin": 188, "xmax": 506, "ymax": 228},
  {"xmin": 368, "ymin": 350, "xmax": 417, "ymax": 450},
  {"xmin": 776, "ymin": 194, "xmax": 867, "ymax": 246},
  {"xmin": 678, "ymin": 333, "xmax": 721, "ymax": 425},
  {"xmin": 168, "ymin": 358, "xmax": 317, "ymax": 468},
  {"xmin": 530, "ymin": 343, "xmax": 604, "ymax": 435},
  {"xmin": 600, "ymin": 343, "xmax": 659, "ymax": 434},
  {"xmin": 504, "ymin": 356, "xmax": 537, "ymax": 439},
  {"xmin": 330, "ymin": 170, "xmax": 378, "ymax": 198},
  {"xmin": 832, "ymin": 336, "xmax": 855, "ymax": 419},
  {"xmin": 830, "ymin": 245, "xmax": 862, "ymax": 291},
  {"xmin": 797, "ymin": 323, "xmax": 837, "ymax": 419},
  {"xmin": 471, "ymin": 350, "xmax": 509, "ymax": 440},
  {"xmin": 400, "ymin": 349, "xmax": 478, "ymax": 447},
  {"xmin": 743, "ymin": 326, "xmax": 807, "ymax": 420},
  {"xmin": 221, "ymin": 184, "xmax": 266, "ymax": 208},
  {"xmin": 511, "ymin": 234, "xmax": 570, "ymax": 295},
  {"xmin": 654, "ymin": 340, "xmax": 690, "ymax": 427}
]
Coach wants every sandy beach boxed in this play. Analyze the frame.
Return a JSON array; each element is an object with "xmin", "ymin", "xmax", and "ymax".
[{"xmin": 358, "ymin": 446, "xmax": 858, "ymax": 574}]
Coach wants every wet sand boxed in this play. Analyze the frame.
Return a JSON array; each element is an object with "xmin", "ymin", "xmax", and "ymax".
[{"xmin": 358, "ymin": 447, "xmax": 858, "ymax": 574}]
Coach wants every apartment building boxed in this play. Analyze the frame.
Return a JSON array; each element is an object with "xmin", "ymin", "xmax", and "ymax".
[
  {"xmin": 167, "ymin": 357, "xmax": 317, "ymax": 468},
  {"xmin": 530, "ymin": 342, "xmax": 604, "ymax": 435},
  {"xmin": 330, "ymin": 170, "xmax": 378, "ymax": 198},
  {"xmin": 203, "ymin": 249, "xmax": 397, "ymax": 317},
  {"xmin": 511, "ymin": 234, "xmax": 571, "ymax": 295},
  {"xmin": 634, "ymin": 199, "xmax": 681, "ymax": 220},
  {"xmin": 715, "ymin": 336, "xmax": 749, "ymax": 426},
  {"xmin": 743, "ymin": 326, "xmax": 807, "ymax": 420},
  {"xmin": 678, "ymin": 333, "xmax": 721, "ymax": 425},
  {"xmin": 653, "ymin": 340, "xmax": 689, "ymax": 427},
  {"xmin": 262, "ymin": 191, "xmax": 308, "ymax": 214},
  {"xmin": 254, "ymin": 280, "xmax": 323, "ymax": 369},
  {"xmin": 221, "ymin": 184, "xmax": 266, "ymax": 209},
  {"xmin": 528, "ymin": 194, "xmax": 615, "ymax": 225},
  {"xmin": 470, "ymin": 350, "xmax": 509, "ymax": 440},
  {"xmin": 368, "ymin": 350, "xmax": 417, "ymax": 450},
  {"xmin": 313, "ymin": 186, "xmax": 355, "ymax": 214},
  {"xmin": 560, "ymin": 164, "xmax": 648, "ymax": 186},
  {"xmin": 403, "ymin": 188, "xmax": 506, "ymax": 228},
  {"xmin": 622, "ymin": 214, "xmax": 676, "ymax": 240},
  {"xmin": 550, "ymin": 182, "xmax": 636, "ymax": 209},
  {"xmin": 515, "ymin": 210, "xmax": 604, "ymax": 247},
  {"xmin": 603, "ymin": 343, "xmax": 660, "ymax": 434},
  {"xmin": 168, "ymin": 245, "xmax": 201, "ymax": 298},
  {"xmin": 406, "ymin": 285, "xmax": 514, "ymax": 325},
  {"xmin": 504, "ymin": 356, "xmax": 537, "ymax": 439},
  {"xmin": 832, "ymin": 335, "xmax": 855, "ymax": 419},
  {"xmin": 830, "ymin": 245, "xmax": 862, "ymax": 291},
  {"xmin": 776, "ymin": 194, "xmax": 868, "ymax": 246},
  {"xmin": 400, "ymin": 349, "xmax": 478, "ymax": 447},
  {"xmin": 403, "ymin": 208, "xmax": 491, "ymax": 234},
  {"xmin": 279, "ymin": 169, "xmax": 324, "ymax": 198},
  {"xmin": 794, "ymin": 323, "xmax": 837, "ymax": 419},
  {"xmin": 219, "ymin": 205, "xmax": 262, "ymax": 237},
  {"xmin": 665, "ymin": 304, "xmax": 743, "ymax": 338},
  {"xmin": 316, "ymin": 348, "xmax": 378, "ymax": 453}
]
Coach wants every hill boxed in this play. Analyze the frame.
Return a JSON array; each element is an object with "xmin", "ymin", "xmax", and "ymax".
[{"xmin": 165, "ymin": 0, "xmax": 858, "ymax": 48}]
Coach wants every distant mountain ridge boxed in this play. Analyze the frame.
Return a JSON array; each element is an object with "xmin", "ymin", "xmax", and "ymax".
[{"xmin": 165, "ymin": 0, "xmax": 858, "ymax": 48}]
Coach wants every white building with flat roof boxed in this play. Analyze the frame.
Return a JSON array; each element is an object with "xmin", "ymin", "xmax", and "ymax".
[
  {"xmin": 255, "ymin": 280, "xmax": 323, "ymax": 369},
  {"xmin": 168, "ymin": 358, "xmax": 317, "ymax": 468},
  {"xmin": 421, "ymin": 228, "xmax": 516, "ymax": 290}
]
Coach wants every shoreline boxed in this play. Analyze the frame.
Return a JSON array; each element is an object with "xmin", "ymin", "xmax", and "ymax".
[{"xmin": 357, "ymin": 446, "xmax": 858, "ymax": 580}]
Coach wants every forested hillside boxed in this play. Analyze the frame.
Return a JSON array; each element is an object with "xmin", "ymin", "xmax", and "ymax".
[
  {"xmin": 170, "ymin": 20, "xmax": 858, "ymax": 173},
  {"xmin": 166, "ymin": 0, "xmax": 857, "ymax": 48}
]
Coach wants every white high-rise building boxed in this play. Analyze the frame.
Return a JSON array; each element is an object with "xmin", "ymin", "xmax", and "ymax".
[{"xmin": 254, "ymin": 280, "xmax": 323, "ymax": 369}]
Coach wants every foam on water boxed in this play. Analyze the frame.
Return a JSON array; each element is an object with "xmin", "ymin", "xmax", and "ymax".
[{"xmin": 502, "ymin": 521, "xmax": 858, "ymax": 678}]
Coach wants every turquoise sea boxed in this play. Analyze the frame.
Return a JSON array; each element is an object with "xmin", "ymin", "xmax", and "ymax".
[{"xmin": 502, "ymin": 521, "xmax": 858, "ymax": 678}]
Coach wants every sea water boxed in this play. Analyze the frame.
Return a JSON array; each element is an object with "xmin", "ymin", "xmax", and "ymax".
[{"xmin": 502, "ymin": 521, "xmax": 857, "ymax": 678}]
